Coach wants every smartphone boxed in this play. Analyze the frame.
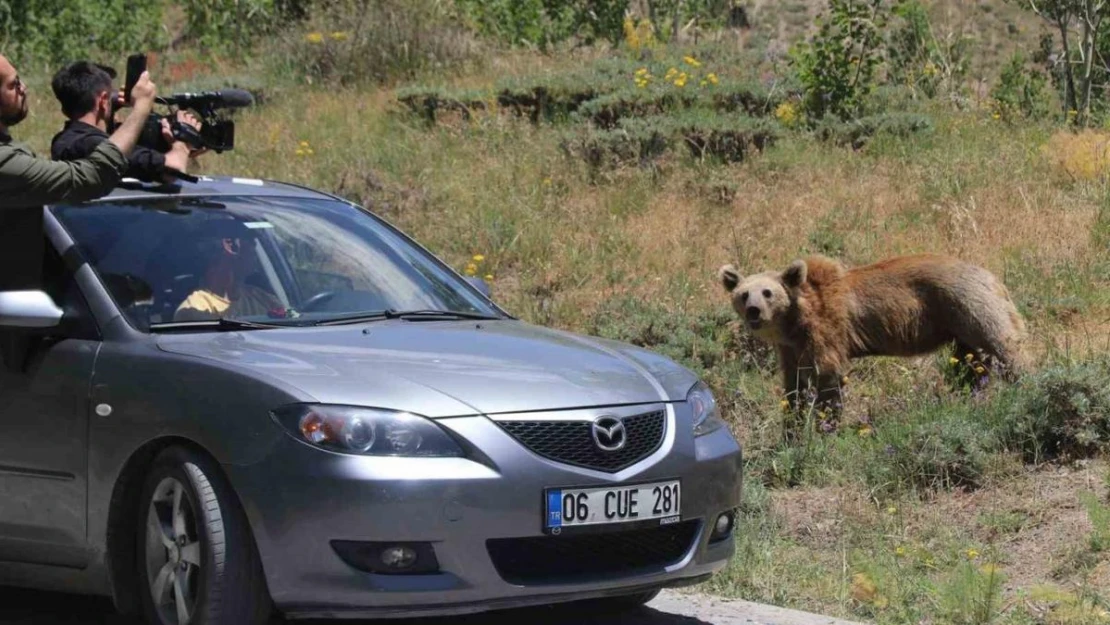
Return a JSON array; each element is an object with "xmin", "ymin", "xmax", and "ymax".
[{"xmin": 124, "ymin": 53, "xmax": 147, "ymax": 103}]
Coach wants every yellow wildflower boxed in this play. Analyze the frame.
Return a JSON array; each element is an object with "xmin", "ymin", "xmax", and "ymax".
[
  {"xmin": 858, "ymin": 425, "xmax": 873, "ymax": 437},
  {"xmin": 974, "ymin": 366, "xmax": 986, "ymax": 375},
  {"xmin": 304, "ymin": 32, "xmax": 324, "ymax": 44},
  {"xmin": 706, "ymin": 72, "xmax": 719, "ymax": 85},
  {"xmin": 966, "ymin": 549, "xmax": 980, "ymax": 560},
  {"xmin": 965, "ymin": 353, "xmax": 975, "ymax": 362},
  {"xmin": 949, "ymin": 357, "xmax": 960, "ymax": 365},
  {"xmin": 774, "ymin": 102, "xmax": 799, "ymax": 128},
  {"xmin": 895, "ymin": 546, "xmax": 906, "ymax": 557},
  {"xmin": 683, "ymin": 55, "xmax": 701, "ymax": 68},
  {"xmin": 464, "ymin": 263, "xmax": 478, "ymax": 276},
  {"xmin": 299, "ymin": 140, "xmax": 310, "ymax": 148},
  {"xmin": 484, "ymin": 274, "xmax": 494, "ymax": 281},
  {"xmin": 635, "ymin": 67, "xmax": 649, "ymax": 76},
  {"xmin": 472, "ymin": 254, "xmax": 485, "ymax": 262},
  {"xmin": 542, "ymin": 177, "xmax": 552, "ymax": 186},
  {"xmin": 329, "ymin": 31, "xmax": 350, "ymax": 41},
  {"xmin": 295, "ymin": 148, "xmax": 306, "ymax": 156},
  {"xmin": 665, "ymin": 67, "xmax": 678, "ymax": 80},
  {"xmin": 779, "ymin": 399, "xmax": 790, "ymax": 411},
  {"xmin": 886, "ymin": 506, "xmax": 897, "ymax": 515}
]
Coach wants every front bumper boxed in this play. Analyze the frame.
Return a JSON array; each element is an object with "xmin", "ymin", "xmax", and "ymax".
[{"xmin": 225, "ymin": 401, "xmax": 743, "ymax": 619}]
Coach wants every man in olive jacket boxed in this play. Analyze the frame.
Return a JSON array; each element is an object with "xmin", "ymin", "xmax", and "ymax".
[{"xmin": 0, "ymin": 53, "xmax": 157, "ymax": 291}]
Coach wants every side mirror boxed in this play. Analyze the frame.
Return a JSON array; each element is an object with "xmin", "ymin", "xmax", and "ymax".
[
  {"xmin": 0, "ymin": 290, "xmax": 64, "ymax": 329},
  {"xmin": 465, "ymin": 276, "xmax": 492, "ymax": 298}
]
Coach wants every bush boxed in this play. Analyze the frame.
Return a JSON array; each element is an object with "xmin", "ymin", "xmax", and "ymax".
[
  {"xmin": 0, "ymin": 0, "xmax": 165, "ymax": 70},
  {"xmin": 789, "ymin": 0, "xmax": 893, "ymax": 121},
  {"xmin": 266, "ymin": 0, "xmax": 482, "ymax": 86},
  {"xmin": 559, "ymin": 120, "xmax": 672, "ymax": 176},
  {"xmin": 659, "ymin": 110, "xmax": 783, "ymax": 163},
  {"xmin": 864, "ymin": 403, "xmax": 998, "ymax": 496},
  {"xmin": 999, "ymin": 361, "xmax": 1110, "ymax": 463},
  {"xmin": 814, "ymin": 111, "xmax": 933, "ymax": 149},
  {"xmin": 180, "ymin": 0, "xmax": 307, "ymax": 54},
  {"xmin": 990, "ymin": 51, "xmax": 1053, "ymax": 123},
  {"xmin": 455, "ymin": 0, "xmax": 629, "ymax": 49}
]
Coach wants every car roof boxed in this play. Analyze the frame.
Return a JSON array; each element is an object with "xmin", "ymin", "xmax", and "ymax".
[{"xmin": 57, "ymin": 175, "xmax": 342, "ymax": 205}]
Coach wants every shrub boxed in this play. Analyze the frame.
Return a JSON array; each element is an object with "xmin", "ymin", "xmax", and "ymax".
[
  {"xmin": 814, "ymin": 111, "xmax": 933, "ymax": 149},
  {"xmin": 991, "ymin": 51, "xmax": 1052, "ymax": 123},
  {"xmin": 865, "ymin": 408, "xmax": 998, "ymax": 496},
  {"xmin": 577, "ymin": 84, "xmax": 698, "ymax": 128},
  {"xmin": 659, "ymin": 110, "xmax": 783, "ymax": 163},
  {"xmin": 456, "ymin": 0, "xmax": 629, "ymax": 49},
  {"xmin": 789, "ymin": 0, "xmax": 893, "ymax": 121},
  {"xmin": 998, "ymin": 361, "xmax": 1110, "ymax": 463},
  {"xmin": 0, "ymin": 0, "xmax": 166, "ymax": 70},
  {"xmin": 265, "ymin": 0, "xmax": 482, "ymax": 86},
  {"xmin": 180, "ymin": 0, "xmax": 305, "ymax": 54},
  {"xmin": 559, "ymin": 120, "xmax": 672, "ymax": 176}
]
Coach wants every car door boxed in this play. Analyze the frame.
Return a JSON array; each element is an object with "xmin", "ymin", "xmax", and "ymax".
[{"xmin": 0, "ymin": 238, "xmax": 101, "ymax": 569}]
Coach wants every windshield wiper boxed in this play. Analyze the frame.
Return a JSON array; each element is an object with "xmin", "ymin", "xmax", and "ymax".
[
  {"xmin": 148, "ymin": 317, "xmax": 295, "ymax": 332},
  {"xmin": 311, "ymin": 309, "xmax": 501, "ymax": 326}
]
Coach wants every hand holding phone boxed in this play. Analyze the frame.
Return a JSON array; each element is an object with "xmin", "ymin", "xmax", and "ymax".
[{"xmin": 124, "ymin": 53, "xmax": 147, "ymax": 104}]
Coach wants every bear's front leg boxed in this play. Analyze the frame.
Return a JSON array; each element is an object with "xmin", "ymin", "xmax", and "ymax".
[{"xmin": 778, "ymin": 345, "xmax": 803, "ymax": 410}]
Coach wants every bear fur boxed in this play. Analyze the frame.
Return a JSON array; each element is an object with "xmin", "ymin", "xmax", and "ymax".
[{"xmin": 717, "ymin": 253, "xmax": 1029, "ymax": 416}]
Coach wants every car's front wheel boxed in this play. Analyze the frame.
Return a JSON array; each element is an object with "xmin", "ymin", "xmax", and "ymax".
[{"xmin": 136, "ymin": 446, "xmax": 272, "ymax": 625}]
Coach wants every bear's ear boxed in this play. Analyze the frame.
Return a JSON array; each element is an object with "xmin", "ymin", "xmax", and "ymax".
[
  {"xmin": 717, "ymin": 264, "xmax": 743, "ymax": 292},
  {"xmin": 782, "ymin": 259, "xmax": 808, "ymax": 289}
]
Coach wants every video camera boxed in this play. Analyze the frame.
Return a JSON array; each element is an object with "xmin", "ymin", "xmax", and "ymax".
[{"xmin": 113, "ymin": 53, "xmax": 253, "ymax": 155}]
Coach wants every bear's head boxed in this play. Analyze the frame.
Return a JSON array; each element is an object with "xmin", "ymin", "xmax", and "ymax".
[{"xmin": 717, "ymin": 259, "xmax": 808, "ymax": 343}]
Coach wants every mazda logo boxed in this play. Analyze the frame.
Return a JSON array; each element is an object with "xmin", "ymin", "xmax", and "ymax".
[{"xmin": 591, "ymin": 416, "xmax": 627, "ymax": 452}]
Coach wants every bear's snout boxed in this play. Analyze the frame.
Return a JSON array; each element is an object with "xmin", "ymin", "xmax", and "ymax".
[{"xmin": 745, "ymin": 306, "xmax": 762, "ymax": 321}]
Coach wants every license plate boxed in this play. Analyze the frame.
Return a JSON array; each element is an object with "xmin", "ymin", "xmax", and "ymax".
[{"xmin": 545, "ymin": 480, "xmax": 680, "ymax": 533}]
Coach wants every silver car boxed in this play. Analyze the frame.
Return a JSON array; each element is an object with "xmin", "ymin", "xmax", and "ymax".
[{"xmin": 0, "ymin": 176, "xmax": 743, "ymax": 624}]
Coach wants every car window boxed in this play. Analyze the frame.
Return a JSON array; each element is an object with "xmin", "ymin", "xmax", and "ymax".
[
  {"xmin": 49, "ymin": 195, "xmax": 500, "ymax": 331},
  {"xmin": 42, "ymin": 239, "xmax": 99, "ymax": 341}
]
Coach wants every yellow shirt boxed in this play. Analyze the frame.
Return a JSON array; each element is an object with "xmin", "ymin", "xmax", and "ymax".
[{"xmin": 174, "ymin": 285, "xmax": 283, "ymax": 322}]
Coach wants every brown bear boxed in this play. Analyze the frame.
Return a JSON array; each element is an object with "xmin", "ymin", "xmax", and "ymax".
[{"xmin": 717, "ymin": 253, "xmax": 1029, "ymax": 418}]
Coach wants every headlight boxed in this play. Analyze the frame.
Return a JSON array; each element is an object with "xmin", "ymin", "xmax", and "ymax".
[
  {"xmin": 688, "ymin": 381, "xmax": 726, "ymax": 437},
  {"xmin": 271, "ymin": 404, "xmax": 465, "ymax": 457}
]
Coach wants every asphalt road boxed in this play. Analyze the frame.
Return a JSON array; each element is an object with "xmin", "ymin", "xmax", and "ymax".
[{"xmin": 0, "ymin": 587, "xmax": 867, "ymax": 625}]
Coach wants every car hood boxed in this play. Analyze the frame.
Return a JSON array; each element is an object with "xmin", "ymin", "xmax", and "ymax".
[{"xmin": 154, "ymin": 319, "xmax": 698, "ymax": 418}]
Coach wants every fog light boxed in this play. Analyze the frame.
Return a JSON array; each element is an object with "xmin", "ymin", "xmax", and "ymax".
[
  {"xmin": 710, "ymin": 511, "xmax": 735, "ymax": 542},
  {"xmin": 380, "ymin": 545, "xmax": 417, "ymax": 569},
  {"xmin": 331, "ymin": 540, "xmax": 440, "ymax": 575}
]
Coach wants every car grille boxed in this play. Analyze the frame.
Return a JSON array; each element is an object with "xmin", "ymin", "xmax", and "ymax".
[
  {"xmin": 495, "ymin": 410, "xmax": 666, "ymax": 472},
  {"xmin": 486, "ymin": 520, "xmax": 700, "ymax": 585}
]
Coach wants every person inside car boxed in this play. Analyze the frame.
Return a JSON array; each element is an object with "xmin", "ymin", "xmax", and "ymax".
[{"xmin": 174, "ymin": 224, "xmax": 284, "ymax": 322}]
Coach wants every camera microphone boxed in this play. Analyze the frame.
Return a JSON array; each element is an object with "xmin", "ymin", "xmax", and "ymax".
[{"xmin": 156, "ymin": 88, "xmax": 254, "ymax": 109}]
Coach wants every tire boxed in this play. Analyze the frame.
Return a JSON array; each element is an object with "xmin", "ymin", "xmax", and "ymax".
[{"xmin": 135, "ymin": 445, "xmax": 272, "ymax": 625}]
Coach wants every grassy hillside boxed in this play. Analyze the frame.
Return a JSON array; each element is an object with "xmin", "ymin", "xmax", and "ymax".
[{"xmin": 8, "ymin": 0, "xmax": 1110, "ymax": 623}]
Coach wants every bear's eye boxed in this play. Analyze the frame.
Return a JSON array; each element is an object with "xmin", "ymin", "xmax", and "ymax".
[
  {"xmin": 762, "ymin": 289, "xmax": 772, "ymax": 299},
  {"xmin": 740, "ymin": 291, "xmax": 749, "ymax": 302}
]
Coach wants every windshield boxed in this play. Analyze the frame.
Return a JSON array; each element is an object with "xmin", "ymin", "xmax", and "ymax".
[{"xmin": 50, "ymin": 194, "xmax": 502, "ymax": 331}]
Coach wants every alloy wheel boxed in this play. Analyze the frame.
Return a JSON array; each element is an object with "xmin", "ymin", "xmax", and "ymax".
[{"xmin": 144, "ymin": 476, "xmax": 202, "ymax": 625}]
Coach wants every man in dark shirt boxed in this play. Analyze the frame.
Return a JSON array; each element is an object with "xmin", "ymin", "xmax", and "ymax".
[{"xmin": 49, "ymin": 61, "xmax": 198, "ymax": 184}]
